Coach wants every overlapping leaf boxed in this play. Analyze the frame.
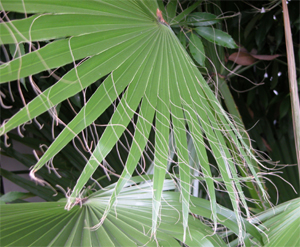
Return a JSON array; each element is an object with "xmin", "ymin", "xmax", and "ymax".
[
  {"xmin": 189, "ymin": 31, "xmax": 205, "ymax": 66},
  {"xmin": 195, "ymin": 26, "xmax": 237, "ymax": 48},
  {"xmin": 250, "ymin": 197, "xmax": 300, "ymax": 247},
  {"xmin": 0, "ymin": 0, "xmax": 266, "ymax": 240},
  {"xmin": 0, "ymin": 179, "xmax": 262, "ymax": 247}
]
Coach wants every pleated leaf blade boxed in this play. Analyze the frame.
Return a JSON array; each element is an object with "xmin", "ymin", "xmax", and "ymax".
[{"xmin": 0, "ymin": 0, "xmax": 266, "ymax": 241}]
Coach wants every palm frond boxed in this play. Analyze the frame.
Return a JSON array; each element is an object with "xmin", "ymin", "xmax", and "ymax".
[
  {"xmin": 0, "ymin": 179, "xmax": 263, "ymax": 246},
  {"xmin": 0, "ymin": 0, "xmax": 267, "ymax": 239}
]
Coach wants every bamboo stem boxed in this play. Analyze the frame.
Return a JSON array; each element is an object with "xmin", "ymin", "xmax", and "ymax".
[{"xmin": 282, "ymin": 0, "xmax": 300, "ymax": 180}]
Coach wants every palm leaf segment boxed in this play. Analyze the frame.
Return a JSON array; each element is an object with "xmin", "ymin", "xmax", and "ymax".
[{"xmin": 0, "ymin": 0, "xmax": 266, "ymax": 239}]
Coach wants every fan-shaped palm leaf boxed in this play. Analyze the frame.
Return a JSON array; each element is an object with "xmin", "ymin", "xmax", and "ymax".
[
  {"xmin": 0, "ymin": 179, "xmax": 263, "ymax": 247},
  {"xmin": 0, "ymin": 0, "xmax": 266, "ymax": 239}
]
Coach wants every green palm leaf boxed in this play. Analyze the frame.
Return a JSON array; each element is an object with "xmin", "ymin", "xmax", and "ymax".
[
  {"xmin": 0, "ymin": 0, "xmax": 266, "ymax": 240},
  {"xmin": 0, "ymin": 179, "xmax": 262, "ymax": 246},
  {"xmin": 250, "ymin": 197, "xmax": 300, "ymax": 247}
]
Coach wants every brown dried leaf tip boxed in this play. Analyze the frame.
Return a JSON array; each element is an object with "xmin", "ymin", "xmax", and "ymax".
[{"xmin": 156, "ymin": 8, "xmax": 168, "ymax": 25}]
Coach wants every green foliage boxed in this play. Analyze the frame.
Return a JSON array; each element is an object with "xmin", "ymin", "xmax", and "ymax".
[
  {"xmin": 195, "ymin": 27, "xmax": 237, "ymax": 49},
  {"xmin": 222, "ymin": 0, "xmax": 299, "ymax": 203},
  {"xmin": 254, "ymin": 197, "xmax": 300, "ymax": 247},
  {"xmin": 189, "ymin": 31, "xmax": 206, "ymax": 66},
  {"xmin": 0, "ymin": 0, "xmax": 299, "ymax": 246},
  {"xmin": 187, "ymin": 12, "xmax": 221, "ymax": 27},
  {"xmin": 0, "ymin": 179, "xmax": 263, "ymax": 247}
]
